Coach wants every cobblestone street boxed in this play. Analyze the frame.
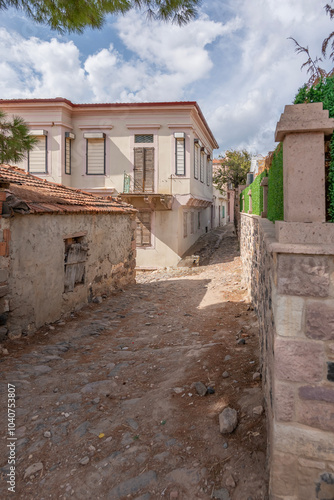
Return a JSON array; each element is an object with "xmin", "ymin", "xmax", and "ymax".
[{"xmin": 0, "ymin": 225, "xmax": 268, "ymax": 500}]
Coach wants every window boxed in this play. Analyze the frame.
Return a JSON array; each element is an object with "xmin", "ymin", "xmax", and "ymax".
[
  {"xmin": 84, "ymin": 132, "xmax": 106, "ymax": 175},
  {"xmin": 200, "ymin": 150, "xmax": 205, "ymax": 183},
  {"xmin": 28, "ymin": 130, "xmax": 47, "ymax": 174},
  {"xmin": 190, "ymin": 212, "xmax": 194, "ymax": 234},
  {"xmin": 198, "ymin": 211, "xmax": 201, "ymax": 230},
  {"xmin": 183, "ymin": 212, "xmax": 188, "ymax": 238},
  {"xmin": 64, "ymin": 235, "xmax": 88, "ymax": 292},
  {"xmin": 135, "ymin": 134, "xmax": 153, "ymax": 143},
  {"xmin": 222, "ymin": 206, "xmax": 225, "ymax": 218},
  {"xmin": 194, "ymin": 141, "xmax": 200, "ymax": 179},
  {"xmin": 136, "ymin": 211, "xmax": 152, "ymax": 247},
  {"xmin": 65, "ymin": 132, "xmax": 75, "ymax": 175},
  {"xmin": 174, "ymin": 132, "xmax": 185, "ymax": 176}
]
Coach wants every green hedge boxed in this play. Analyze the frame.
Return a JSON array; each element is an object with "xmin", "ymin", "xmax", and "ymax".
[
  {"xmin": 295, "ymin": 77, "xmax": 334, "ymax": 222},
  {"xmin": 240, "ymin": 171, "xmax": 268, "ymax": 216},
  {"xmin": 267, "ymin": 144, "xmax": 284, "ymax": 222}
]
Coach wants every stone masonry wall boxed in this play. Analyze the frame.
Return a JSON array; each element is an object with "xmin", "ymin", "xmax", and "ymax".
[
  {"xmin": 4, "ymin": 211, "xmax": 136, "ymax": 340},
  {"xmin": 240, "ymin": 213, "xmax": 334, "ymax": 500}
]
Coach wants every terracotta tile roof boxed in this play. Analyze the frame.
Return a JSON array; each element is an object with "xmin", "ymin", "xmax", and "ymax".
[{"xmin": 0, "ymin": 165, "xmax": 136, "ymax": 216}]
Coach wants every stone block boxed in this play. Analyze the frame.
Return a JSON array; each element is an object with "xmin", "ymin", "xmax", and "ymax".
[
  {"xmin": 0, "ymin": 326, "xmax": 7, "ymax": 341},
  {"xmin": 270, "ymin": 452, "xmax": 297, "ymax": 497},
  {"xmin": 298, "ymin": 458, "xmax": 326, "ymax": 469},
  {"xmin": 274, "ymin": 382, "xmax": 295, "ymax": 421},
  {"xmin": 299, "ymin": 385, "xmax": 334, "ymax": 403},
  {"xmin": 306, "ymin": 301, "xmax": 334, "ymax": 341},
  {"xmin": 277, "ymin": 255, "xmax": 329, "ymax": 297},
  {"xmin": 327, "ymin": 343, "xmax": 334, "ymax": 360},
  {"xmin": 275, "ymin": 338, "xmax": 323, "ymax": 383},
  {"xmin": 8, "ymin": 328, "xmax": 22, "ymax": 340},
  {"xmin": 274, "ymin": 422, "xmax": 334, "ymax": 461},
  {"xmin": 297, "ymin": 464, "xmax": 334, "ymax": 500},
  {"xmin": 0, "ymin": 268, "xmax": 8, "ymax": 283},
  {"xmin": 0, "ymin": 284, "xmax": 9, "ymax": 297},
  {"xmin": 297, "ymin": 400, "xmax": 334, "ymax": 432},
  {"xmin": 274, "ymin": 295, "xmax": 304, "ymax": 337}
]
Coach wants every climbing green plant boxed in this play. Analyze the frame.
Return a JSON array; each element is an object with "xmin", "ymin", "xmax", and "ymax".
[
  {"xmin": 251, "ymin": 171, "xmax": 267, "ymax": 215},
  {"xmin": 239, "ymin": 171, "xmax": 268, "ymax": 216},
  {"xmin": 267, "ymin": 144, "xmax": 284, "ymax": 223},
  {"xmin": 294, "ymin": 75, "xmax": 334, "ymax": 221}
]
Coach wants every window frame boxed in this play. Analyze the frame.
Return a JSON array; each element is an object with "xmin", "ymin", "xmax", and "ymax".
[
  {"xmin": 135, "ymin": 134, "xmax": 154, "ymax": 144},
  {"xmin": 200, "ymin": 149, "xmax": 205, "ymax": 183},
  {"xmin": 27, "ymin": 130, "xmax": 48, "ymax": 174},
  {"xmin": 194, "ymin": 140, "xmax": 200, "ymax": 180},
  {"xmin": 174, "ymin": 132, "xmax": 186, "ymax": 176},
  {"xmin": 84, "ymin": 132, "xmax": 106, "ymax": 176},
  {"xmin": 136, "ymin": 210, "xmax": 152, "ymax": 247},
  {"xmin": 65, "ymin": 132, "xmax": 75, "ymax": 175}
]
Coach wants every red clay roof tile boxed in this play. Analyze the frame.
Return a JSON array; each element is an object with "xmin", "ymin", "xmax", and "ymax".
[{"xmin": 0, "ymin": 164, "xmax": 136, "ymax": 216}]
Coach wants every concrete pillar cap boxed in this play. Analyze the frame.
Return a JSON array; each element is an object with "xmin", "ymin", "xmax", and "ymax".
[{"xmin": 275, "ymin": 103, "xmax": 334, "ymax": 142}]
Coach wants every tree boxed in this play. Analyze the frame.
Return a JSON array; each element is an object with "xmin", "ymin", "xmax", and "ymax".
[
  {"xmin": 0, "ymin": 111, "xmax": 37, "ymax": 165},
  {"xmin": 213, "ymin": 149, "xmax": 251, "ymax": 193},
  {"xmin": 0, "ymin": 0, "xmax": 200, "ymax": 33}
]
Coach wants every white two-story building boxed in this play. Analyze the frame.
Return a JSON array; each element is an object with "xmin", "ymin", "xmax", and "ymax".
[{"xmin": 0, "ymin": 98, "xmax": 218, "ymax": 267}]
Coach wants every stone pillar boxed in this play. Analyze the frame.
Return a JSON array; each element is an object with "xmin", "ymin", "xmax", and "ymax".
[
  {"xmin": 260, "ymin": 177, "xmax": 268, "ymax": 218},
  {"xmin": 275, "ymin": 103, "xmax": 334, "ymax": 222}
]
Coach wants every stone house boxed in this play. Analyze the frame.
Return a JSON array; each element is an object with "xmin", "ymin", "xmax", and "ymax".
[
  {"xmin": 0, "ymin": 164, "xmax": 136, "ymax": 340},
  {"xmin": 0, "ymin": 98, "xmax": 218, "ymax": 267}
]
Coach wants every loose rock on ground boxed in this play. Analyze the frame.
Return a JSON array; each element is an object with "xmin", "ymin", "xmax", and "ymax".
[{"xmin": 0, "ymin": 224, "xmax": 268, "ymax": 499}]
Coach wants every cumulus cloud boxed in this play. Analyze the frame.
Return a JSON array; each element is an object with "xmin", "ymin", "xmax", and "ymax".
[
  {"xmin": 200, "ymin": 0, "xmax": 334, "ymax": 154},
  {"xmin": 0, "ymin": 12, "xmax": 228, "ymax": 103}
]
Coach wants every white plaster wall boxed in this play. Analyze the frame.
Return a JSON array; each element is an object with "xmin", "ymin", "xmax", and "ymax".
[
  {"xmin": 1, "ymin": 101, "xmax": 216, "ymax": 202},
  {"xmin": 8, "ymin": 212, "xmax": 134, "ymax": 334},
  {"xmin": 136, "ymin": 209, "xmax": 180, "ymax": 268}
]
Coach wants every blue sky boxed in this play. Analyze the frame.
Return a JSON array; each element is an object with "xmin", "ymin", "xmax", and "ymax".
[{"xmin": 0, "ymin": 0, "xmax": 333, "ymax": 156}]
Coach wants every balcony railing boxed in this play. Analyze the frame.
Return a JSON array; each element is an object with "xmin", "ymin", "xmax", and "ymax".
[{"xmin": 123, "ymin": 172, "xmax": 154, "ymax": 194}]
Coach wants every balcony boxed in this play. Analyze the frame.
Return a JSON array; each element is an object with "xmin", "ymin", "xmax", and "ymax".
[{"xmin": 121, "ymin": 172, "xmax": 173, "ymax": 210}]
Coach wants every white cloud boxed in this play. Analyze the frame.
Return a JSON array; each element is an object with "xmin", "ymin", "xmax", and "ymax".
[{"xmin": 200, "ymin": 0, "xmax": 334, "ymax": 155}]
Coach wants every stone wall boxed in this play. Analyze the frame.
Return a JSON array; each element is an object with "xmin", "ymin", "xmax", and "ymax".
[
  {"xmin": 240, "ymin": 212, "xmax": 334, "ymax": 499},
  {"xmin": 2, "ymin": 212, "xmax": 136, "ymax": 340}
]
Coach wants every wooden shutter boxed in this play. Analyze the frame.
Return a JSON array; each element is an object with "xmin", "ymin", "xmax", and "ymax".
[
  {"xmin": 87, "ymin": 138, "xmax": 105, "ymax": 174},
  {"xmin": 144, "ymin": 147, "xmax": 154, "ymax": 192},
  {"xmin": 206, "ymin": 157, "xmax": 210, "ymax": 185},
  {"xmin": 136, "ymin": 211, "xmax": 151, "ymax": 247},
  {"xmin": 64, "ymin": 242, "xmax": 87, "ymax": 292},
  {"xmin": 200, "ymin": 151, "xmax": 204, "ymax": 182},
  {"xmin": 65, "ymin": 137, "xmax": 71, "ymax": 174},
  {"xmin": 134, "ymin": 147, "xmax": 154, "ymax": 193},
  {"xmin": 175, "ymin": 138, "xmax": 185, "ymax": 175},
  {"xmin": 134, "ymin": 147, "xmax": 144, "ymax": 192},
  {"xmin": 28, "ymin": 136, "xmax": 47, "ymax": 173},
  {"xmin": 194, "ymin": 144, "xmax": 199, "ymax": 179}
]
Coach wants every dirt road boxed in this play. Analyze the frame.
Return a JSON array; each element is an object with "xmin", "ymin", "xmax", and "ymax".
[{"xmin": 0, "ymin": 224, "xmax": 268, "ymax": 500}]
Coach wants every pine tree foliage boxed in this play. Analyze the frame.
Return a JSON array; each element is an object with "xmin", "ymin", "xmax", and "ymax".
[
  {"xmin": 213, "ymin": 150, "xmax": 251, "ymax": 193},
  {"xmin": 0, "ymin": 111, "xmax": 37, "ymax": 165},
  {"xmin": 0, "ymin": 0, "xmax": 200, "ymax": 33}
]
